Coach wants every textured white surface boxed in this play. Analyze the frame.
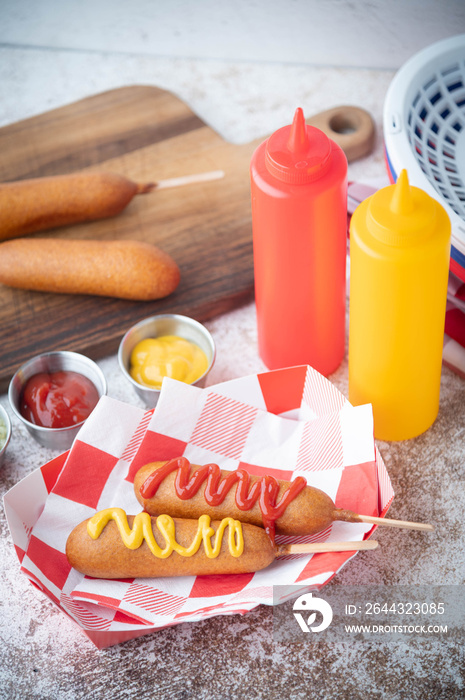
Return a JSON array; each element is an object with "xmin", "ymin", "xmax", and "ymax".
[
  {"xmin": 1, "ymin": 6, "xmax": 465, "ymax": 699},
  {"xmin": 2, "ymin": 0, "xmax": 464, "ymax": 69}
]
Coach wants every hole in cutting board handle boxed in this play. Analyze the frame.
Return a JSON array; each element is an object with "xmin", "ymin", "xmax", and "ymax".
[
  {"xmin": 329, "ymin": 113, "xmax": 358, "ymax": 134},
  {"xmin": 306, "ymin": 105, "xmax": 376, "ymax": 162}
]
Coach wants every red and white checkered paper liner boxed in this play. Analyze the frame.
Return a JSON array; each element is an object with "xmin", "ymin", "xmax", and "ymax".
[{"xmin": 4, "ymin": 365, "xmax": 393, "ymax": 648}]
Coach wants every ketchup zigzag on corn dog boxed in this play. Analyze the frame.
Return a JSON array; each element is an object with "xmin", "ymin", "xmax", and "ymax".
[{"xmin": 134, "ymin": 457, "xmax": 434, "ymax": 541}]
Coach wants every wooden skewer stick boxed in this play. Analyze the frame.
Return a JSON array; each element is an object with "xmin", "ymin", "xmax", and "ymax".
[
  {"xmin": 155, "ymin": 170, "xmax": 225, "ymax": 190},
  {"xmin": 357, "ymin": 515, "xmax": 434, "ymax": 531},
  {"xmin": 277, "ymin": 540, "xmax": 379, "ymax": 556}
]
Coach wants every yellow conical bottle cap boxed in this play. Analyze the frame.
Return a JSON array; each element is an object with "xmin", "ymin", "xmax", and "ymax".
[
  {"xmin": 390, "ymin": 169, "xmax": 414, "ymax": 216},
  {"xmin": 367, "ymin": 169, "xmax": 437, "ymax": 246}
]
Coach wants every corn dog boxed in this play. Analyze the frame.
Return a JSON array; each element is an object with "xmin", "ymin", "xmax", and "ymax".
[
  {"xmin": 134, "ymin": 458, "xmax": 433, "ymax": 541},
  {"xmin": 0, "ymin": 172, "xmax": 154, "ymax": 240},
  {"xmin": 134, "ymin": 458, "xmax": 360, "ymax": 541},
  {"xmin": 66, "ymin": 510, "xmax": 275, "ymax": 578},
  {"xmin": 65, "ymin": 508, "xmax": 377, "ymax": 579},
  {"xmin": 0, "ymin": 238, "xmax": 180, "ymax": 300}
]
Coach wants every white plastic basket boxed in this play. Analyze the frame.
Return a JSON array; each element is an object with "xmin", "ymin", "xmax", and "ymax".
[{"xmin": 383, "ymin": 34, "xmax": 465, "ymax": 282}]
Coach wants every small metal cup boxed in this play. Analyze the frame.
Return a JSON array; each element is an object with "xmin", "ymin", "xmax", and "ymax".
[
  {"xmin": 0, "ymin": 404, "xmax": 12, "ymax": 465},
  {"xmin": 118, "ymin": 314, "xmax": 216, "ymax": 408},
  {"xmin": 8, "ymin": 351, "xmax": 107, "ymax": 451}
]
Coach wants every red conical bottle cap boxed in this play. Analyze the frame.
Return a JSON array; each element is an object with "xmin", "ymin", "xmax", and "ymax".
[
  {"xmin": 287, "ymin": 107, "xmax": 309, "ymax": 154},
  {"xmin": 265, "ymin": 107, "xmax": 332, "ymax": 184}
]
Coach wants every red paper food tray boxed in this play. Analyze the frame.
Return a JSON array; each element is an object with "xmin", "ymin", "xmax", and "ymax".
[{"xmin": 4, "ymin": 365, "xmax": 393, "ymax": 649}]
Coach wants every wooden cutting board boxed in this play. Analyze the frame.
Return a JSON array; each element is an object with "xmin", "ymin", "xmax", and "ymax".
[
  {"xmin": 0, "ymin": 86, "xmax": 260, "ymax": 391},
  {"xmin": 0, "ymin": 86, "xmax": 374, "ymax": 391}
]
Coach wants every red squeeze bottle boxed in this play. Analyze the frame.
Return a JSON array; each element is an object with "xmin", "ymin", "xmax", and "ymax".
[{"xmin": 250, "ymin": 108, "xmax": 348, "ymax": 375}]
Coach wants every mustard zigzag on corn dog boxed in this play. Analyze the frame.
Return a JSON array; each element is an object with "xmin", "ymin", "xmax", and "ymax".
[{"xmin": 87, "ymin": 508, "xmax": 244, "ymax": 559}]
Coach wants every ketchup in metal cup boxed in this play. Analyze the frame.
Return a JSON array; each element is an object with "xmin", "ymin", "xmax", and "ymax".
[
  {"xmin": 20, "ymin": 370, "xmax": 99, "ymax": 429},
  {"xmin": 250, "ymin": 107, "xmax": 348, "ymax": 376}
]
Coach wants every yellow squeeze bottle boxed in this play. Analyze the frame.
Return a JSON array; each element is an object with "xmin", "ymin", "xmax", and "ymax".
[{"xmin": 348, "ymin": 170, "xmax": 451, "ymax": 441}]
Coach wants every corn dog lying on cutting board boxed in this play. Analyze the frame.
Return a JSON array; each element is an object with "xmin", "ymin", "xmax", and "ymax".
[
  {"xmin": 0, "ymin": 169, "xmax": 224, "ymax": 241},
  {"xmin": 0, "ymin": 172, "xmax": 154, "ymax": 240},
  {"xmin": 0, "ymin": 238, "xmax": 180, "ymax": 300},
  {"xmin": 66, "ymin": 508, "xmax": 378, "ymax": 579}
]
